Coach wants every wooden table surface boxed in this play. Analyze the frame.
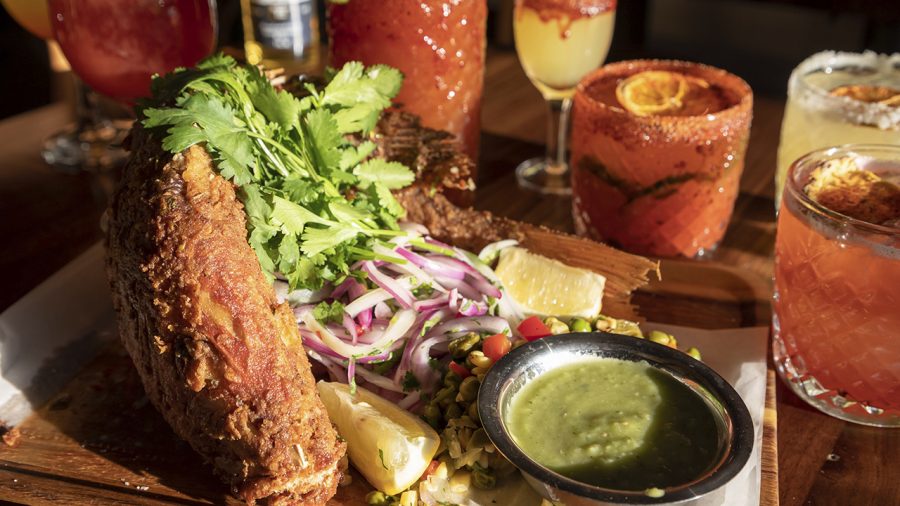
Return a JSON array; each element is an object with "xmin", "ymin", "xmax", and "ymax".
[{"xmin": 0, "ymin": 50, "xmax": 897, "ymax": 505}]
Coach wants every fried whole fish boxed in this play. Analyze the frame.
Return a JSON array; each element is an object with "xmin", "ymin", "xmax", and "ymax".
[{"xmin": 105, "ymin": 128, "xmax": 345, "ymax": 504}]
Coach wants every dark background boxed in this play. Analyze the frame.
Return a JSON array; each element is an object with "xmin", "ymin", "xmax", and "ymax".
[{"xmin": 2, "ymin": 0, "xmax": 899, "ymax": 120}]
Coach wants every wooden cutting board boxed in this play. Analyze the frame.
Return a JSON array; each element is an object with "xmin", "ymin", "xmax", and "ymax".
[{"xmin": 0, "ymin": 254, "xmax": 777, "ymax": 505}]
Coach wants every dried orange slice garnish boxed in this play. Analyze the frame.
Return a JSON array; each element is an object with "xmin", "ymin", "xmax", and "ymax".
[
  {"xmin": 830, "ymin": 84, "xmax": 900, "ymax": 107},
  {"xmin": 616, "ymin": 71, "xmax": 691, "ymax": 116}
]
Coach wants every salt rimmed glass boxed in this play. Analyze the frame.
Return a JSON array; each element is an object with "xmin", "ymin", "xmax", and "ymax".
[
  {"xmin": 570, "ymin": 60, "xmax": 753, "ymax": 258},
  {"xmin": 773, "ymin": 145, "xmax": 900, "ymax": 427},
  {"xmin": 775, "ymin": 51, "xmax": 900, "ymax": 207}
]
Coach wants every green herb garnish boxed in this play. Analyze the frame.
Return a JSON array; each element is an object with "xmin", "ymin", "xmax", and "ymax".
[
  {"xmin": 401, "ymin": 371, "xmax": 421, "ymax": 392},
  {"xmin": 312, "ymin": 300, "xmax": 347, "ymax": 325},
  {"xmin": 141, "ymin": 54, "xmax": 413, "ymax": 290}
]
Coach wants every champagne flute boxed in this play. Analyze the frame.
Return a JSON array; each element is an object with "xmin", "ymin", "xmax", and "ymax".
[{"xmin": 513, "ymin": 0, "xmax": 615, "ymax": 195}]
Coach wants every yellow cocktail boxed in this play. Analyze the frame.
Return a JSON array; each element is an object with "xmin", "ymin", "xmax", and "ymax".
[
  {"xmin": 514, "ymin": 4, "xmax": 614, "ymax": 100},
  {"xmin": 512, "ymin": 0, "xmax": 616, "ymax": 194},
  {"xmin": 775, "ymin": 51, "xmax": 900, "ymax": 206}
]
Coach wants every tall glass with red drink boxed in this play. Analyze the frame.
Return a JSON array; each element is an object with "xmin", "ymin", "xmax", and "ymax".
[
  {"xmin": 773, "ymin": 145, "xmax": 900, "ymax": 427},
  {"xmin": 328, "ymin": 0, "xmax": 486, "ymax": 164},
  {"xmin": 49, "ymin": 0, "xmax": 217, "ymax": 103}
]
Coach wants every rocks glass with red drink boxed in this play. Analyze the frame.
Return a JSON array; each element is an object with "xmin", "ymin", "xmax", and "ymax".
[
  {"xmin": 773, "ymin": 145, "xmax": 900, "ymax": 427},
  {"xmin": 570, "ymin": 60, "xmax": 753, "ymax": 258},
  {"xmin": 328, "ymin": 0, "xmax": 487, "ymax": 164},
  {"xmin": 49, "ymin": 0, "xmax": 218, "ymax": 103}
]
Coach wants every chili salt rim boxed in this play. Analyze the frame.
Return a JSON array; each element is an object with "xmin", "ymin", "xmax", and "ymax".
[{"xmin": 574, "ymin": 59, "xmax": 753, "ymax": 127}]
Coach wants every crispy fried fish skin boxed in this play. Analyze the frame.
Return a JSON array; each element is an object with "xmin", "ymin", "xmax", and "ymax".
[{"xmin": 105, "ymin": 132, "xmax": 345, "ymax": 505}]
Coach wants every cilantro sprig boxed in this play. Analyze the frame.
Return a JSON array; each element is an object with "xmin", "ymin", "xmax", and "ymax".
[{"xmin": 140, "ymin": 55, "xmax": 414, "ymax": 290}]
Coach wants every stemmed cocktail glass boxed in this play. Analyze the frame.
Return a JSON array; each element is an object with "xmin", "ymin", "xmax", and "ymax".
[
  {"xmin": 513, "ymin": 0, "xmax": 616, "ymax": 195},
  {"xmin": 45, "ymin": 0, "xmax": 218, "ymax": 170}
]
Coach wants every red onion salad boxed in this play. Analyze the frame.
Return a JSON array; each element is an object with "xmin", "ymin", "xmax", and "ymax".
[{"xmin": 288, "ymin": 232, "xmax": 519, "ymax": 410}]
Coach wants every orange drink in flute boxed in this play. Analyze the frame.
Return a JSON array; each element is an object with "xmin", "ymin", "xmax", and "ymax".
[
  {"xmin": 773, "ymin": 145, "xmax": 900, "ymax": 427},
  {"xmin": 570, "ymin": 60, "xmax": 753, "ymax": 258}
]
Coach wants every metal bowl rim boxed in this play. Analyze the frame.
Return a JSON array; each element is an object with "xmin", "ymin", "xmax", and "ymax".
[{"xmin": 477, "ymin": 332, "xmax": 755, "ymax": 505}]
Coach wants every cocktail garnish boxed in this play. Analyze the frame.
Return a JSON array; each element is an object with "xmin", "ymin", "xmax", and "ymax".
[
  {"xmin": 615, "ymin": 70, "xmax": 689, "ymax": 116},
  {"xmin": 830, "ymin": 84, "xmax": 900, "ymax": 107},
  {"xmin": 804, "ymin": 156, "xmax": 900, "ymax": 226}
]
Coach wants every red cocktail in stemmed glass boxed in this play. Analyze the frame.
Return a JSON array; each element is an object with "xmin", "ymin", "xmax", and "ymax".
[{"xmin": 49, "ymin": 0, "xmax": 218, "ymax": 104}]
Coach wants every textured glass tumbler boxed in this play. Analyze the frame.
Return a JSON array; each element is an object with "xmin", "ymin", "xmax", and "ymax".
[{"xmin": 773, "ymin": 145, "xmax": 900, "ymax": 427}]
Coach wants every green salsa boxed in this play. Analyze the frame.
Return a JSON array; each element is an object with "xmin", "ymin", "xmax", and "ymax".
[{"xmin": 505, "ymin": 358, "xmax": 720, "ymax": 491}]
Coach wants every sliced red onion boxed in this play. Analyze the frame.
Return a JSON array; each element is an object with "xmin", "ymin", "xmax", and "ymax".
[
  {"xmin": 457, "ymin": 298, "xmax": 488, "ymax": 317},
  {"xmin": 300, "ymin": 331, "xmax": 344, "ymax": 359},
  {"xmin": 345, "ymin": 288, "xmax": 392, "ymax": 317},
  {"xmin": 435, "ymin": 275, "xmax": 481, "ymax": 300},
  {"xmin": 377, "ymin": 244, "xmax": 446, "ymax": 294},
  {"xmin": 355, "ymin": 365, "xmax": 405, "ymax": 393},
  {"xmin": 330, "ymin": 277, "xmax": 355, "ymax": 300},
  {"xmin": 427, "ymin": 316, "xmax": 511, "ymax": 338},
  {"xmin": 397, "ymin": 247, "xmax": 464, "ymax": 281},
  {"xmin": 354, "ymin": 327, "xmax": 384, "ymax": 345},
  {"xmin": 397, "ymin": 391, "xmax": 421, "ymax": 410},
  {"xmin": 362, "ymin": 261, "xmax": 415, "ymax": 309},
  {"xmin": 394, "ymin": 308, "xmax": 451, "ymax": 384},
  {"xmin": 348, "ymin": 279, "xmax": 366, "ymax": 300},
  {"xmin": 374, "ymin": 301, "xmax": 392, "ymax": 319},
  {"xmin": 409, "ymin": 336, "xmax": 450, "ymax": 390},
  {"xmin": 343, "ymin": 313, "xmax": 359, "ymax": 344},
  {"xmin": 299, "ymin": 307, "xmax": 417, "ymax": 359},
  {"xmin": 357, "ymin": 309, "xmax": 373, "ymax": 331},
  {"xmin": 434, "ymin": 255, "xmax": 502, "ymax": 299},
  {"xmin": 347, "ymin": 358, "xmax": 357, "ymax": 390},
  {"xmin": 413, "ymin": 293, "xmax": 450, "ymax": 312}
]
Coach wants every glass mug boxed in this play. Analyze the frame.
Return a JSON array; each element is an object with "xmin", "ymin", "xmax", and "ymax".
[
  {"xmin": 570, "ymin": 60, "xmax": 753, "ymax": 258},
  {"xmin": 773, "ymin": 144, "xmax": 900, "ymax": 427}
]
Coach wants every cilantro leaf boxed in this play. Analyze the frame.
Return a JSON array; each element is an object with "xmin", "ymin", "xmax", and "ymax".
[
  {"xmin": 354, "ymin": 159, "xmax": 415, "ymax": 189},
  {"xmin": 141, "ymin": 55, "xmax": 414, "ymax": 290},
  {"xmin": 312, "ymin": 300, "xmax": 346, "ymax": 325},
  {"xmin": 401, "ymin": 371, "xmax": 421, "ymax": 392}
]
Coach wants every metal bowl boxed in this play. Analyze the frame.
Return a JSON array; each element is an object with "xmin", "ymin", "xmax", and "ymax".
[{"xmin": 478, "ymin": 332, "xmax": 754, "ymax": 505}]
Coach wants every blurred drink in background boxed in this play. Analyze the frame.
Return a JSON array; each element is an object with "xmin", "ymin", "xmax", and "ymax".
[
  {"xmin": 241, "ymin": 0, "xmax": 320, "ymax": 74},
  {"xmin": 1, "ymin": 0, "xmax": 51, "ymax": 39},
  {"xmin": 49, "ymin": 0, "xmax": 218, "ymax": 103},
  {"xmin": 775, "ymin": 51, "xmax": 900, "ymax": 207},
  {"xmin": 328, "ymin": 0, "xmax": 487, "ymax": 163},
  {"xmin": 773, "ymin": 145, "xmax": 900, "ymax": 427},
  {"xmin": 571, "ymin": 60, "xmax": 752, "ymax": 258},
  {"xmin": 513, "ymin": 0, "xmax": 616, "ymax": 194}
]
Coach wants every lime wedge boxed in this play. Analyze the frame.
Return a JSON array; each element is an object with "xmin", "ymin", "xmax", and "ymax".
[
  {"xmin": 494, "ymin": 247, "xmax": 606, "ymax": 319},
  {"xmin": 316, "ymin": 382, "xmax": 439, "ymax": 495}
]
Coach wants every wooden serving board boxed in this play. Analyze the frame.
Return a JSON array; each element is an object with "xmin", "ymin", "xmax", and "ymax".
[{"xmin": 0, "ymin": 259, "xmax": 778, "ymax": 506}]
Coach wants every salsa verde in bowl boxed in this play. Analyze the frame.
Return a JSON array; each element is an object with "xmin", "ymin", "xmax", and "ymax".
[{"xmin": 477, "ymin": 332, "xmax": 753, "ymax": 505}]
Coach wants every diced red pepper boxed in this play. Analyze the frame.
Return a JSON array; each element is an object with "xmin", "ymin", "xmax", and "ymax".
[
  {"xmin": 483, "ymin": 333, "xmax": 512, "ymax": 362},
  {"xmin": 421, "ymin": 460, "xmax": 440, "ymax": 480},
  {"xmin": 449, "ymin": 360, "xmax": 472, "ymax": 378},
  {"xmin": 517, "ymin": 316, "xmax": 552, "ymax": 341}
]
